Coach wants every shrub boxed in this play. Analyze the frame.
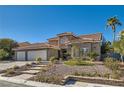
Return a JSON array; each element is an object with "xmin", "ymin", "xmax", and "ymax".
[
  {"xmin": 76, "ymin": 61, "xmax": 94, "ymax": 66},
  {"xmin": 36, "ymin": 57, "xmax": 42, "ymax": 63},
  {"xmin": 86, "ymin": 73, "xmax": 94, "ymax": 77},
  {"xmin": 13, "ymin": 65, "xmax": 20, "ymax": 70},
  {"xmin": 81, "ymin": 72, "xmax": 87, "ymax": 76},
  {"xmin": 73, "ymin": 72, "xmax": 101, "ymax": 77},
  {"xmin": 74, "ymin": 71, "xmax": 80, "ymax": 76},
  {"xmin": 5, "ymin": 69, "xmax": 15, "ymax": 75},
  {"xmin": 33, "ymin": 74, "xmax": 63, "ymax": 84},
  {"xmin": 82, "ymin": 57, "xmax": 91, "ymax": 61},
  {"xmin": 49, "ymin": 56, "xmax": 58, "ymax": 64},
  {"xmin": 111, "ymin": 70, "xmax": 121, "ymax": 79},
  {"xmin": 25, "ymin": 63, "xmax": 31, "ymax": 67},
  {"xmin": 103, "ymin": 72, "xmax": 111, "ymax": 79},
  {"xmin": 87, "ymin": 51, "xmax": 99, "ymax": 61},
  {"xmin": 41, "ymin": 68, "xmax": 48, "ymax": 72},
  {"xmin": 92, "ymin": 71, "xmax": 101, "ymax": 77},
  {"xmin": 0, "ymin": 49, "xmax": 9, "ymax": 60},
  {"xmin": 104, "ymin": 57, "xmax": 119, "ymax": 71},
  {"xmin": 64, "ymin": 58, "xmax": 94, "ymax": 66}
]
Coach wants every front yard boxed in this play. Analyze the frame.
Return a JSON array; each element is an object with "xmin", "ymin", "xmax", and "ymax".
[
  {"xmin": 29, "ymin": 63, "xmax": 112, "ymax": 85},
  {"xmin": 1, "ymin": 58, "xmax": 124, "ymax": 86}
]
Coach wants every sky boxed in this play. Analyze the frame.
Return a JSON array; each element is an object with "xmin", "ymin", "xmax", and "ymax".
[{"xmin": 0, "ymin": 5, "xmax": 124, "ymax": 43}]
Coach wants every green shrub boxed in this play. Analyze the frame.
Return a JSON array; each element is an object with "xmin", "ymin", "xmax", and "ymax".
[
  {"xmin": 64, "ymin": 58, "xmax": 94, "ymax": 66},
  {"xmin": 74, "ymin": 72, "xmax": 101, "ymax": 77},
  {"xmin": 0, "ymin": 49, "xmax": 9, "ymax": 60},
  {"xmin": 5, "ymin": 69, "xmax": 15, "ymax": 75},
  {"xmin": 74, "ymin": 71, "xmax": 80, "ymax": 76},
  {"xmin": 104, "ymin": 57, "xmax": 119, "ymax": 71},
  {"xmin": 76, "ymin": 61, "xmax": 94, "ymax": 66},
  {"xmin": 41, "ymin": 68, "xmax": 48, "ymax": 72},
  {"xmin": 25, "ymin": 63, "xmax": 31, "ymax": 67},
  {"xmin": 36, "ymin": 57, "xmax": 42, "ymax": 63},
  {"xmin": 86, "ymin": 73, "xmax": 94, "ymax": 77},
  {"xmin": 64, "ymin": 59, "xmax": 77, "ymax": 66},
  {"xmin": 13, "ymin": 65, "xmax": 20, "ymax": 70},
  {"xmin": 111, "ymin": 70, "xmax": 121, "ymax": 79},
  {"xmin": 33, "ymin": 74, "xmax": 63, "ymax": 84},
  {"xmin": 103, "ymin": 72, "xmax": 110, "ymax": 79},
  {"xmin": 49, "ymin": 56, "xmax": 58, "ymax": 64},
  {"xmin": 82, "ymin": 57, "xmax": 91, "ymax": 61},
  {"xmin": 92, "ymin": 71, "xmax": 101, "ymax": 77},
  {"xmin": 80, "ymin": 72, "xmax": 87, "ymax": 76},
  {"xmin": 87, "ymin": 51, "xmax": 99, "ymax": 61}
]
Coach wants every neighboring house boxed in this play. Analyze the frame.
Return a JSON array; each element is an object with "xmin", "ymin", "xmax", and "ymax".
[{"xmin": 13, "ymin": 32, "xmax": 104, "ymax": 61}]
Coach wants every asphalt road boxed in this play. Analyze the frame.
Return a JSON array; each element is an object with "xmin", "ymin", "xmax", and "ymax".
[{"xmin": 0, "ymin": 80, "xmax": 31, "ymax": 87}]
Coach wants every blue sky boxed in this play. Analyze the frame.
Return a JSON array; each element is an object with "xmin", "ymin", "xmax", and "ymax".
[{"xmin": 0, "ymin": 5, "xmax": 124, "ymax": 43}]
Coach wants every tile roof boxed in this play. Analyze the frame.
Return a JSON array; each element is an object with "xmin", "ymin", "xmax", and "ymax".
[
  {"xmin": 57, "ymin": 32, "xmax": 74, "ymax": 36},
  {"xmin": 78, "ymin": 33, "xmax": 102, "ymax": 41},
  {"xmin": 48, "ymin": 37, "xmax": 58, "ymax": 40},
  {"xmin": 63, "ymin": 33, "xmax": 102, "ymax": 44},
  {"xmin": 13, "ymin": 32, "xmax": 102, "ymax": 51},
  {"xmin": 18, "ymin": 42, "xmax": 31, "ymax": 47},
  {"xmin": 13, "ymin": 43, "xmax": 59, "ymax": 51}
]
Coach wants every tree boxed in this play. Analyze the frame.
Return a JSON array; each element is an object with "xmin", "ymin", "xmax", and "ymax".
[
  {"xmin": 0, "ymin": 38, "xmax": 18, "ymax": 59},
  {"xmin": 0, "ymin": 49, "xmax": 9, "ymax": 60},
  {"xmin": 106, "ymin": 16, "xmax": 122, "ymax": 42},
  {"xmin": 113, "ymin": 31, "xmax": 124, "ymax": 63},
  {"xmin": 101, "ymin": 41, "xmax": 113, "ymax": 54}
]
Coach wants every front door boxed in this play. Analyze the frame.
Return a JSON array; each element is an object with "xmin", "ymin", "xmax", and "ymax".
[{"xmin": 61, "ymin": 49, "xmax": 67, "ymax": 60}]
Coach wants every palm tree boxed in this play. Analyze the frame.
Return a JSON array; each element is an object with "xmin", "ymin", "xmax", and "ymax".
[{"xmin": 106, "ymin": 16, "xmax": 122, "ymax": 42}]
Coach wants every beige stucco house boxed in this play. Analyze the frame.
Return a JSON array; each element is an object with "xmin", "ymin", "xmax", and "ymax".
[{"xmin": 13, "ymin": 32, "xmax": 104, "ymax": 61}]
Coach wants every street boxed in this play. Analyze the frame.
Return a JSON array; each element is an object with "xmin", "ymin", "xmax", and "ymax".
[{"xmin": 0, "ymin": 80, "xmax": 31, "ymax": 87}]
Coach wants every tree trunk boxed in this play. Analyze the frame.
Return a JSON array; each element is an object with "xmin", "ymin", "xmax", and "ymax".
[
  {"xmin": 113, "ymin": 29, "xmax": 116, "ymax": 59},
  {"xmin": 121, "ymin": 55, "xmax": 123, "ymax": 64},
  {"xmin": 113, "ymin": 31, "xmax": 116, "ymax": 43}
]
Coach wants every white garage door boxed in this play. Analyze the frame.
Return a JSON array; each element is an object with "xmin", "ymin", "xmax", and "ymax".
[
  {"xmin": 17, "ymin": 51, "xmax": 25, "ymax": 61},
  {"xmin": 27, "ymin": 50, "xmax": 47, "ymax": 61}
]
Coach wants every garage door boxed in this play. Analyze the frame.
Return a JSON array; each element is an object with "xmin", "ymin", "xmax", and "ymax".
[
  {"xmin": 27, "ymin": 50, "xmax": 47, "ymax": 61},
  {"xmin": 17, "ymin": 51, "xmax": 25, "ymax": 61}
]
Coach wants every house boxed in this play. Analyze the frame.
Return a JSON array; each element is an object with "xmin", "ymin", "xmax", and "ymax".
[{"xmin": 13, "ymin": 32, "xmax": 104, "ymax": 61}]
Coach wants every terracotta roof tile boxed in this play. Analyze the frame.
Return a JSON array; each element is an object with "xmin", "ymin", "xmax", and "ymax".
[
  {"xmin": 13, "ymin": 32, "xmax": 102, "ymax": 51},
  {"xmin": 78, "ymin": 33, "xmax": 102, "ymax": 41},
  {"xmin": 48, "ymin": 37, "xmax": 58, "ymax": 40},
  {"xmin": 13, "ymin": 43, "xmax": 59, "ymax": 51},
  {"xmin": 57, "ymin": 32, "xmax": 74, "ymax": 36},
  {"xmin": 18, "ymin": 42, "xmax": 30, "ymax": 47}
]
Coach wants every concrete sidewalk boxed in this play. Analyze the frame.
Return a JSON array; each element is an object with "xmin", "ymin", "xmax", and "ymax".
[
  {"xmin": 0, "ymin": 74, "xmax": 61, "ymax": 87},
  {"xmin": 0, "ymin": 74, "xmax": 115, "ymax": 87}
]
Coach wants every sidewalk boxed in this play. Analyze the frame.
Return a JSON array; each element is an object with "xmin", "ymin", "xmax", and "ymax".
[{"xmin": 0, "ymin": 74, "xmax": 61, "ymax": 87}]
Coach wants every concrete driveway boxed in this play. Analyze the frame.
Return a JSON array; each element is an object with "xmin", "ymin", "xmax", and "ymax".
[{"xmin": 0, "ymin": 61, "xmax": 33, "ymax": 71}]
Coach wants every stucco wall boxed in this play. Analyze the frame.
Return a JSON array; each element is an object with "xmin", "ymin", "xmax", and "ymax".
[
  {"xmin": 80, "ymin": 42, "xmax": 101, "ymax": 60},
  {"xmin": 69, "ymin": 42, "xmax": 101, "ymax": 60},
  {"xmin": 47, "ymin": 49, "xmax": 58, "ymax": 60}
]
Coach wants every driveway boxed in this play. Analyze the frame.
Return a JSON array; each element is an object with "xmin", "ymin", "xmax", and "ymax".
[{"xmin": 0, "ymin": 61, "xmax": 33, "ymax": 71}]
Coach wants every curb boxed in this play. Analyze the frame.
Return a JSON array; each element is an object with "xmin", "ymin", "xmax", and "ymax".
[
  {"xmin": 64, "ymin": 75, "xmax": 124, "ymax": 86},
  {"xmin": 0, "ymin": 75, "xmax": 62, "ymax": 87}
]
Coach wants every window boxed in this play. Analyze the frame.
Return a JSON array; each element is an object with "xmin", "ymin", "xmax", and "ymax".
[
  {"xmin": 82, "ymin": 48, "xmax": 88, "ymax": 53},
  {"xmin": 60, "ymin": 36, "xmax": 68, "ymax": 44}
]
